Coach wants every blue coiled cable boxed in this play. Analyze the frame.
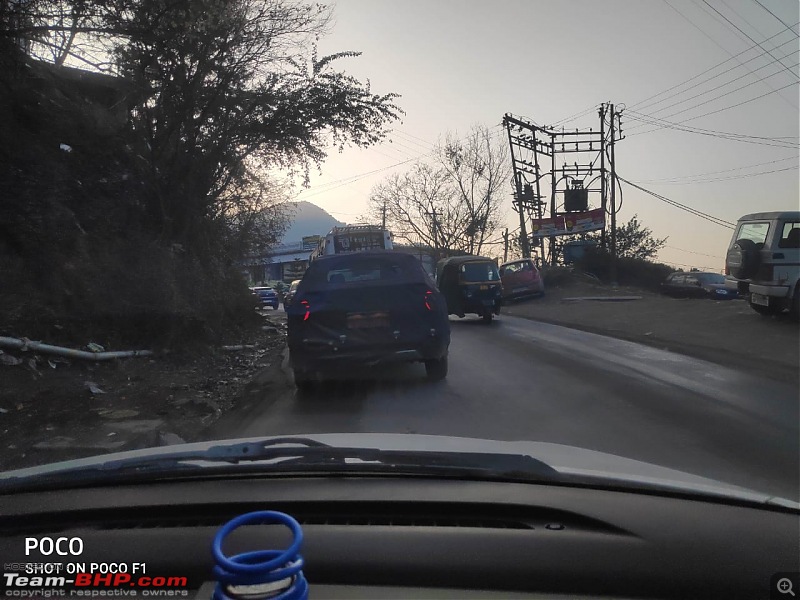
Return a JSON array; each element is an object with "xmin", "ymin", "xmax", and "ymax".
[{"xmin": 212, "ymin": 511, "xmax": 308, "ymax": 600}]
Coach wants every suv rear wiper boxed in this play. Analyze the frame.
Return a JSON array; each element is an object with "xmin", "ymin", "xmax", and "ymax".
[{"xmin": 0, "ymin": 437, "xmax": 562, "ymax": 491}]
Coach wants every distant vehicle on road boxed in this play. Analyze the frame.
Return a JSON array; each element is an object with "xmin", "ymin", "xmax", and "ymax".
[
  {"xmin": 250, "ymin": 286, "xmax": 279, "ymax": 310},
  {"xmin": 287, "ymin": 250, "xmax": 450, "ymax": 388},
  {"xmin": 309, "ymin": 224, "xmax": 393, "ymax": 262},
  {"xmin": 499, "ymin": 258, "xmax": 545, "ymax": 301},
  {"xmin": 725, "ymin": 211, "xmax": 800, "ymax": 318},
  {"xmin": 436, "ymin": 255, "xmax": 503, "ymax": 323},
  {"xmin": 282, "ymin": 279, "xmax": 301, "ymax": 310},
  {"xmin": 661, "ymin": 272, "xmax": 738, "ymax": 300}
]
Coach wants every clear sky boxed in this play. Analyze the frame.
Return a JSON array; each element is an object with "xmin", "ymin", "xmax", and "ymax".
[{"xmin": 293, "ymin": 0, "xmax": 799, "ymax": 271}]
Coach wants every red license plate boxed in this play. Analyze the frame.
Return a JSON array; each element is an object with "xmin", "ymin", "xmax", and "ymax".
[{"xmin": 347, "ymin": 312, "xmax": 390, "ymax": 329}]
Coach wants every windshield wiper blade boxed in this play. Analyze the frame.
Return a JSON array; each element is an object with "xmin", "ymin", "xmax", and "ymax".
[{"xmin": 0, "ymin": 437, "xmax": 562, "ymax": 490}]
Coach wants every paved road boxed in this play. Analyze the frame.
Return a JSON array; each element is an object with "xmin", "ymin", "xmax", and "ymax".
[{"xmin": 210, "ymin": 314, "xmax": 800, "ymax": 501}]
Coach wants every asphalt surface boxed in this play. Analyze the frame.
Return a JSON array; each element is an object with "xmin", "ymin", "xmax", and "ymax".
[{"xmin": 209, "ymin": 313, "xmax": 800, "ymax": 501}]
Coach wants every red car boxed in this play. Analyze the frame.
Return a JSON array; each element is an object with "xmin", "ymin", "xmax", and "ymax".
[{"xmin": 499, "ymin": 258, "xmax": 545, "ymax": 300}]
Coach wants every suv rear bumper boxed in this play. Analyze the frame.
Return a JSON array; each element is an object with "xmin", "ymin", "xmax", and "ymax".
[
  {"xmin": 290, "ymin": 337, "xmax": 449, "ymax": 372},
  {"xmin": 725, "ymin": 280, "xmax": 791, "ymax": 298},
  {"xmin": 749, "ymin": 284, "xmax": 790, "ymax": 298}
]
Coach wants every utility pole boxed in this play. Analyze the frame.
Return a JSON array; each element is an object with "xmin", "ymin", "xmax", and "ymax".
[
  {"xmin": 502, "ymin": 228, "xmax": 509, "ymax": 262},
  {"xmin": 599, "ymin": 103, "xmax": 607, "ymax": 251},
  {"xmin": 381, "ymin": 200, "xmax": 387, "ymax": 230},
  {"xmin": 424, "ymin": 209, "xmax": 443, "ymax": 258},
  {"xmin": 550, "ymin": 133, "xmax": 557, "ymax": 267},
  {"xmin": 504, "ymin": 111, "xmax": 617, "ymax": 269},
  {"xmin": 609, "ymin": 104, "xmax": 618, "ymax": 286}
]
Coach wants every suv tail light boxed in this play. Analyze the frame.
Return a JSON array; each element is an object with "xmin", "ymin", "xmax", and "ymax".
[
  {"xmin": 424, "ymin": 290, "xmax": 435, "ymax": 311},
  {"xmin": 300, "ymin": 299, "xmax": 311, "ymax": 321}
]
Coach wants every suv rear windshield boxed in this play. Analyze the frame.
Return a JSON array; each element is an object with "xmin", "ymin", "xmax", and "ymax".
[
  {"xmin": 305, "ymin": 255, "xmax": 421, "ymax": 287},
  {"xmin": 735, "ymin": 222, "xmax": 770, "ymax": 246}
]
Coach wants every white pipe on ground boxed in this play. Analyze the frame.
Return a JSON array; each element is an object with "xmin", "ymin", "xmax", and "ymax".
[{"xmin": 0, "ymin": 337, "xmax": 154, "ymax": 361}]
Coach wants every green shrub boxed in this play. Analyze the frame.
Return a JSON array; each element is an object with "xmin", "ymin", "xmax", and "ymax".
[
  {"xmin": 0, "ymin": 239, "xmax": 260, "ymax": 348},
  {"xmin": 574, "ymin": 248, "xmax": 673, "ymax": 291}
]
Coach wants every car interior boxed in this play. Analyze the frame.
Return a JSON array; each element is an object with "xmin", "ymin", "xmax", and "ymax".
[{"xmin": 3, "ymin": 474, "xmax": 797, "ymax": 600}]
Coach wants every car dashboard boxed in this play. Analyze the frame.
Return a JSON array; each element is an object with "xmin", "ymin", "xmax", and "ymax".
[{"xmin": 1, "ymin": 475, "xmax": 797, "ymax": 599}]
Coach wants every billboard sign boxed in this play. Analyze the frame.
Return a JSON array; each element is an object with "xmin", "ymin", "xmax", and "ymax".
[
  {"xmin": 565, "ymin": 208, "xmax": 605, "ymax": 233},
  {"xmin": 531, "ymin": 208, "xmax": 605, "ymax": 238},
  {"xmin": 302, "ymin": 235, "xmax": 322, "ymax": 251},
  {"xmin": 531, "ymin": 216, "xmax": 567, "ymax": 238}
]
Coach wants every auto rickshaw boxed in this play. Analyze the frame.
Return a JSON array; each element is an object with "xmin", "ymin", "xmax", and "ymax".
[{"xmin": 436, "ymin": 255, "xmax": 503, "ymax": 322}]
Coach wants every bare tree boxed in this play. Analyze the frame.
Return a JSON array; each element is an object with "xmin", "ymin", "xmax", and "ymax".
[
  {"xmin": 370, "ymin": 123, "xmax": 509, "ymax": 256},
  {"xmin": 437, "ymin": 124, "xmax": 509, "ymax": 255},
  {"xmin": 370, "ymin": 162, "xmax": 464, "ymax": 254}
]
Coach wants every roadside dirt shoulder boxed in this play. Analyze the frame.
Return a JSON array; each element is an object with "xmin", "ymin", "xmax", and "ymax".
[
  {"xmin": 0, "ymin": 311, "xmax": 290, "ymax": 471},
  {"xmin": 503, "ymin": 282, "xmax": 799, "ymax": 382}
]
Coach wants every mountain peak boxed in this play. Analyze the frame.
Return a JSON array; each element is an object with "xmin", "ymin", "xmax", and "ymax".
[{"xmin": 282, "ymin": 201, "xmax": 346, "ymax": 242}]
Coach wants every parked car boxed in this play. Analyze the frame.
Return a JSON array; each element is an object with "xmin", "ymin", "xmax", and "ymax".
[
  {"xmin": 287, "ymin": 250, "xmax": 450, "ymax": 387},
  {"xmin": 499, "ymin": 258, "xmax": 545, "ymax": 301},
  {"xmin": 282, "ymin": 279, "xmax": 301, "ymax": 310},
  {"xmin": 660, "ymin": 271, "xmax": 738, "ymax": 300},
  {"xmin": 250, "ymin": 286, "xmax": 279, "ymax": 310},
  {"xmin": 724, "ymin": 211, "xmax": 800, "ymax": 317}
]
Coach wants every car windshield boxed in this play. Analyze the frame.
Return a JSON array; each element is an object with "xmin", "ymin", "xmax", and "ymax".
[{"xmin": 1, "ymin": 0, "xmax": 798, "ymax": 517}]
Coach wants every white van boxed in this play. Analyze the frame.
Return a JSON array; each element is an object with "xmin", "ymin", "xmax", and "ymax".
[{"xmin": 725, "ymin": 211, "xmax": 800, "ymax": 318}]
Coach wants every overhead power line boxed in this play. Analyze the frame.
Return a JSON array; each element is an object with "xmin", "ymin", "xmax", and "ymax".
[
  {"xmin": 635, "ymin": 155, "xmax": 799, "ymax": 183},
  {"xmin": 297, "ymin": 124, "xmax": 506, "ymax": 200},
  {"xmin": 625, "ymin": 111, "xmax": 800, "ymax": 148},
  {"xmin": 625, "ymin": 59, "xmax": 800, "ymax": 132},
  {"xmin": 752, "ymin": 0, "xmax": 799, "ymax": 35},
  {"xmin": 634, "ymin": 37, "xmax": 798, "ymax": 114},
  {"xmin": 700, "ymin": 0, "xmax": 799, "ymax": 83},
  {"xmin": 549, "ymin": 105, "xmax": 600, "ymax": 128},
  {"xmin": 392, "ymin": 128, "xmax": 435, "ymax": 149},
  {"xmin": 630, "ymin": 42, "xmax": 798, "ymax": 120},
  {"xmin": 632, "ymin": 164, "xmax": 798, "ymax": 184},
  {"xmin": 634, "ymin": 7, "xmax": 798, "ymax": 110},
  {"xmin": 617, "ymin": 175, "xmax": 736, "ymax": 230},
  {"xmin": 628, "ymin": 80, "xmax": 798, "ymax": 136},
  {"xmin": 665, "ymin": 245, "xmax": 724, "ymax": 259}
]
